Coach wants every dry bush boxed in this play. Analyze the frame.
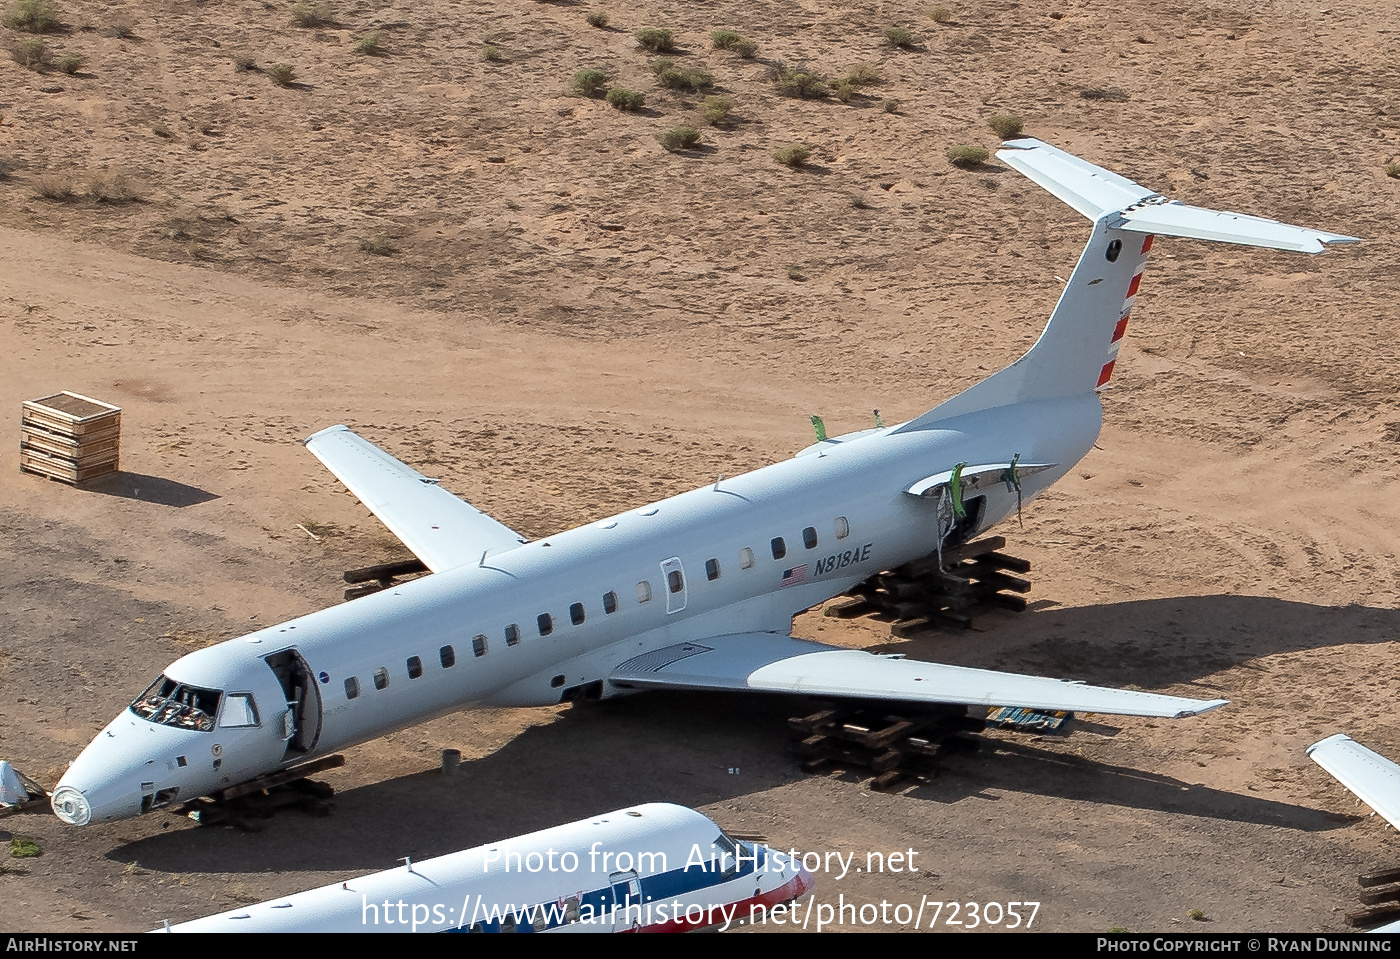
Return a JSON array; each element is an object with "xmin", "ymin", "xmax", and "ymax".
[
  {"xmin": 843, "ymin": 62, "xmax": 881, "ymax": 86},
  {"xmin": 1384, "ymin": 163, "xmax": 1400, "ymax": 179},
  {"xmin": 710, "ymin": 29, "xmax": 740, "ymax": 49},
  {"xmin": 605, "ymin": 86, "xmax": 645, "ymax": 111},
  {"xmin": 882, "ymin": 98, "xmax": 901, "ymax": 114},
  {"xmin": 652, "ymin": 58, "xmax": 711, "ymax": 90},
  {"xmin": 360, "ymin": 234, "xmax": 396, "ymax": 256},
  {"xmin": 731, "ymin": 37, "xmax": 757, "ymax": 58},
  {"xmin": 634, "ymin": 28, "xmax": 673, "ymax": 53},
  {"xmin": 88, "ymin": 171, "xmax": 141, "ymax": 203},
  {"xmin": 354, "ymin": 33, "xmax": 380, "ymax": 55},
  {"xmin": 946, "ymin": 144, "xmax": 988, "ymax": 168},
  {"xmin": 32, "ymin": 173, "xmax": 75, "ymax": 200},
  {"xmin": 232, "ymin": 54, "xmax": 255, "ymax": 70},
  {"xmin": 700, "ymin": 95, "xmax": 731, "ymax": 126},
  {"xmin": 8, "ymin": 36, "xmax": 50, "ymax": 69},
  {"xmin": 883, "ymin": 25, "xmax": 916, "ymax": 48},
  {"xmin": 768, "ymin": 61, "xmax": 827, "ymax": 99},
  {"xmin": 289, "ymin": 1, "xmax": 334, "ymax": 27},
  {"xmin": 928, "ymin": 6, "xmax": 951, "ymax": 22},
  {"xmin": 774, "ymin": 144, "xmax": 811, "ymax": 167},
  {"xmin": 585, "ymin": 11, "xmax": 607, "ymax": 28},
  {"xmin": 481, "ymin": 44, "xmax": 502, "ymax": 62},
  {"xmin": 151, "ymin": 121, "xmax": 172, "ymax": 138},
  {"xmin": 56, "ymin": 52, "xmax": 84, "ymax": 74},
  {"xmin": 265, "ymin": 63, "xmax": 296, "ymax": 86},
  {"xmin": 572, "ymin": 68, "xmax": 608, "ymax": 97},
  {"xmin": 657, "ymin": 126, "xmax": 700, "ymax": 152},
  {"xmin": 2, "ymin": 0, "xmax": 59, "ymax": 33},
  {"xmin": 987, "ymin": 113, "xmax": 1023, "ymax": 138}
]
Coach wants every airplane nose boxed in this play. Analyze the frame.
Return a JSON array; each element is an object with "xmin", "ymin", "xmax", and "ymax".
[{"xmin": 51, "ymin": 786, "xmax": 92, "ymax": 826}]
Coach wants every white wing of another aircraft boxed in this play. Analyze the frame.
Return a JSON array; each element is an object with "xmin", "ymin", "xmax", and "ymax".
[
  {"xmin": 303, "ymin": 425, "xmax": 527, "ymax": 572},
  {"xmin": 611, "ymin": 634, "xmax": 1227, "ymax": 719},
  {"xmin": 1307, "ymin": 734, "xmax": 1400, "ymax": 831}
]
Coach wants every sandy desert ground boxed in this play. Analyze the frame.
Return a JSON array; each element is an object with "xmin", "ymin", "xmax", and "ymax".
[{"xmin": 1, "ymin": 0, "xmax": 1398, "ymax": 934}]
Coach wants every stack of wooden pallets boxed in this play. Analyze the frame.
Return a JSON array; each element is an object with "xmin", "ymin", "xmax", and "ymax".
[{"xmin": 20, "ymin": 391, "xmax": 122, "ymax": 485}]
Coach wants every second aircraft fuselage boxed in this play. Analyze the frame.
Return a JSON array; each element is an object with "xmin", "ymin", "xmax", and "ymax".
[{"xmin": 52, "ymin": 394, "xmax": 1101, "ymax": 826}]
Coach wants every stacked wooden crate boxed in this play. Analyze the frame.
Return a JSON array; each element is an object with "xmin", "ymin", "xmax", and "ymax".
[{"xmin": 20, "ymin": 392, "xmax": 122, "ymax": 485}]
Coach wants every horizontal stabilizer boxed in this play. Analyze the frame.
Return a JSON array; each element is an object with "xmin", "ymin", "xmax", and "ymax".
[
  {"xmin": 998, "ymin": 139, "xmax": 1361, "ymax": 253},
  {"xmin": 304, "ymin": 425, "xmax": 526, "ymax": 573},
  {"xmin": 611, "ymin": 634, "xmax": 1228, "ymax": 719},
  {"xmin": 1307, "ymin": 734, "xmax": 1400, "ymax": 831}
]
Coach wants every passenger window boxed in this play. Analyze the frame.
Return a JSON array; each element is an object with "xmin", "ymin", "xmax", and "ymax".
[
  {"xmin": 440, "ymin": 645, "xmax": 456, "ymax": 668},
  {"xmin": 221, "ymin": 693, "xmax": 259, "ymax": 727},
  {"xmin": 505, "ymin": 624, "xmax": 519, "ymax": 646},
  {"xmin": 637, "ymin": 581, "xmax": 652, "ymax": 603},
  {"xmin": 835, "ymin": 516, "xmax": 850, "ymax": 539},
  {"xmin": 407, "ymin": 656, "xmax": 423, "ymax": 679},
  {"xmin": 570, "ymin": 602, "xmax": 585, "ymax": 626},
  {"xmin": 667, "ymin": 569, "xmax": 684, "ymax": 594},
  {"xmin": 373, "ymin": 667, "xmax": 389, "ymax": 690},
  {"xmin": 771, "ymin": 537, "xmax": 786, "ymax": 560},
  {"xmin": 473, "ymin": 635, "xmax": 488, "ymax": 657},
  {"xmin": 705, "ymin": 558, "xmax": 720, "ymax": 581},
  {"xmin": 803, "ymin": 526, "xmax": 818, "ymax": 549},
  {"xmin": 344, "ymin": 677, "xmax": 359, "ymax": 700},
  {"xmin": 603, "ymin": 591, "xmax": 618, "ymax": 614},
  {"xmin": 538, "ymin": 613, "xmax": 553, "ymax": 636},
  {"xmin": 739, "ymin": 547, "xmax": 754, "ymax": 569}
]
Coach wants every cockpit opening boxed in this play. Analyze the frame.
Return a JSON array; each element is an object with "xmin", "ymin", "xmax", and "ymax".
[{"xmin": 129, "ymin": 676, "xmax": 222, "ymax": 732}]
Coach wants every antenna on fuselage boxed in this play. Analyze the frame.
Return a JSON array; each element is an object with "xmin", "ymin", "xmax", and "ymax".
[{"xmin": 713, "ymin": 474, "xmax": 724, "ymax": 491}]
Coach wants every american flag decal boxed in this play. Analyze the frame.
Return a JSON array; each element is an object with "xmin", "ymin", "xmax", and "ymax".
[{"xmin": 780, "ymin": 565, "xmax": 807, "ymax": 588}]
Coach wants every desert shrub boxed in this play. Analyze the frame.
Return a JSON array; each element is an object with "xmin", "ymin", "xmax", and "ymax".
[
  {"xmin": 711, "ymin": 29, "xmax": 740, "ymax": 49},
  {"xmin": 585, "ymin": 11, "xmax": 607, "ymax": 28},
  {"xmin": 843, "ymin": 62, "xmax": 881, "ymax": 86},
  {"xmin": 768, "ymin": 61, "xmax": 827, "ymax": 99},
  {"xmin": 605, "ymin": 86, "xmax": 645, "ymax": 111},
  {"xmin": 1384, "ymin": 162, "xmax": 1400, "ymax": 179},
  {"xmin": 105, "ymin": 22, "xmax": 133, "ymax": 38},
  {"xmin": 1188, "ymin": 909, "xmax": 1207, "ymax": 922},
  {"xmin": 883, "ymin": 25, "xmax": 916, "ymax": 48},
  {"xmin": 572, "ymin": 68, "xmax": 608, "ymax": 97},
  {"xmin": 929, "ymin": 6, "xmax": 951, "ymax": 22},
  {"xmin": 946, "ymin": 144, "xmax": 988, "ymax": 168},
  {"xmin": 634, "ymin": 28, "xmax": 674, "ymax": 53},
  {"xmin": 657, "ymin": 126, "xmax": 700, "ymax": 151},
  {"xmin": 987, "ymin": 113, "xmax": 1023, "ymax": 138},
  {"xmin": 731, "ymin": 37, "xmax": 758, "ymax": 58},
  {"xmin": 354, "ymin": 33, "xmax": 380, "ymax": 55},
  {"xmin": 56, "ymin": 52, "xmax": 84, "ymax": 73},
  {"xmin": 831, "ymin": 79, "xmax": 856, "ymax": 103},
  {"xmin": 882, "ymin": 98, "xmax": 901, "ymax": 113},
  {"xmin": 786, "ymin": 265, "xmax": 805, "ymax": 280},
  {"xmin": 1080, "ymin": 86, "xmax": 1128, "ymax": 102},
  {"xmin": 9, "ymin": 838, "xmax": 40, "ymax": 858},
  {"xmin": 265, "ymin": 63, "xmax": 296, "ymax": 86},
  {"xmin": 701, "ymin": 95, "xmax": 731, "ymax": 125},
  {"xmin": 654, "ymin": 62, "xmax": 712, "ymax": 90},
  {"xmin": 360, "ymin": 234, "xmax": 396, "ymax": 256},
  {"xmin": 0, "ymin": 157, "xmax": 18, "ymax": 178},
  {"xmin": 2, "ymin": 0, "xmax": 59, "ymax": 33},
  {"xmin": 289, "ymin": 1, "xmax": 334, "ymax": 27},
  {"xmin": 151, "ymin": 121, "xmax": 172, "ymax": 137},
  {"xmin": 233, "ymin": 54, "xmax": 255, "ymax": 70},
  {"xmin": 9, "ymin": 36, "xmax": 49, "ymax": 69},
  {"xmin": 481, "ymin": 43, "xmax": 502, "ymax": 62},
  {"xmin": 774, "ymin": 144, "xmax": 811, "ymax": 167},
  {"xmin": 32, "ymin": 173, "xmax": 73, "ymax": 199},
  {"xmin": 88, "ymin": 171, "xmax": 140, "ymax": 203}
]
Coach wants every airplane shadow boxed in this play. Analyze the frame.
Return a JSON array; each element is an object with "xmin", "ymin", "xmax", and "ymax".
[
  {"xmin": 82, "ymin": 471, "xmax": 219, "ymax": 507},
  {"xmin": 103, "ymin": 593, "xmax": 1397, "ymax": 875}
]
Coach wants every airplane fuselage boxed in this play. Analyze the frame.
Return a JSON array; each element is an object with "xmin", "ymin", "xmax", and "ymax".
[{"xmin": 53, "ymin": 394, "xmax": 1100, "ymax": 826}]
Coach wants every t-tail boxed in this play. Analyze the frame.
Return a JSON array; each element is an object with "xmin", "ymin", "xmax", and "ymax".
[{"xmin": 896, "ymin": 139, "xmax": 1359, "ymax": 430}]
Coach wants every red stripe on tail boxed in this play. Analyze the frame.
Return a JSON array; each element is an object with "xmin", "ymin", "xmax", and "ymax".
[
  {"xmin": 1111, "ymin": 316, "xmax": 1130, "ymax": 343},
  {"xmin": 1096, "ymin": 360, "xmax": 1116, "ymax": 388},
  {"xmin": 1140, "ymin": 234, "xmax": 1155, "ymax": 254},
  {"xmin": 1126, "ymin": 272, "xmax": 1143, "ymax": 298}
]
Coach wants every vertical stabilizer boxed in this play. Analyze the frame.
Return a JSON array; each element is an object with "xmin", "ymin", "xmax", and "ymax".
[{"xmin": 895, "ymin": 140, "xmax": 1359, "ymax": 431}]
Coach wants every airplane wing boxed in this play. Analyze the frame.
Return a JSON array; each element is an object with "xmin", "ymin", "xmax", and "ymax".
[
  {"xmin": 303, "ymin": 425, "xmax": 526, "ymax": 572},
  {"xmin": 610, "ymin": 634, "xmax": 1227, "ymax": 719},
  {"xmin": 1307, "ymin": 734, "xmax": 1400, "ymax": 831}
]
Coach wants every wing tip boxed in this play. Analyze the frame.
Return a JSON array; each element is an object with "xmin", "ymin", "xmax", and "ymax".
[
  {"xmin": 1175, "ymin": 698, "xmax": 1229, "ymax": 719},
  {"xmin": 1307, "ymin": 733, "xmax": 1355, "ymax": 756},
  {"xmin": 303, "ymin": 424, "xmax": 351, "ymax": 447}
]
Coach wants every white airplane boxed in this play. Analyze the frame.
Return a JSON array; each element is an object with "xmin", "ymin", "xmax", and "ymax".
[
  {"xmin": 1307, "ymin": 735, "xmax": 1400, "ymax": 933},
  {"xmin": 158, "ymin": 802, "xmax": 812, "ymax": 933},
  {"xmin": 50, "ymin": 139, "xmax": 1358, "ymax": 828}
]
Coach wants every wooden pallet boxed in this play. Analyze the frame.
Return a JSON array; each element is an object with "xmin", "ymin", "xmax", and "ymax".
[
  {"xmin": 825, "ymin": 536, "xmax": 1032, "ymax": 637},
  {"xmin": 20, "ymin": 392, "xmax": 121, "ymax": 485},
  {"xmin": 790, "ymin": 702, "xmax": 986, "ymax": 791},
  {"xmin": 1346, "ymin": 865, "xmax": 1400, "ymax": 928}
]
